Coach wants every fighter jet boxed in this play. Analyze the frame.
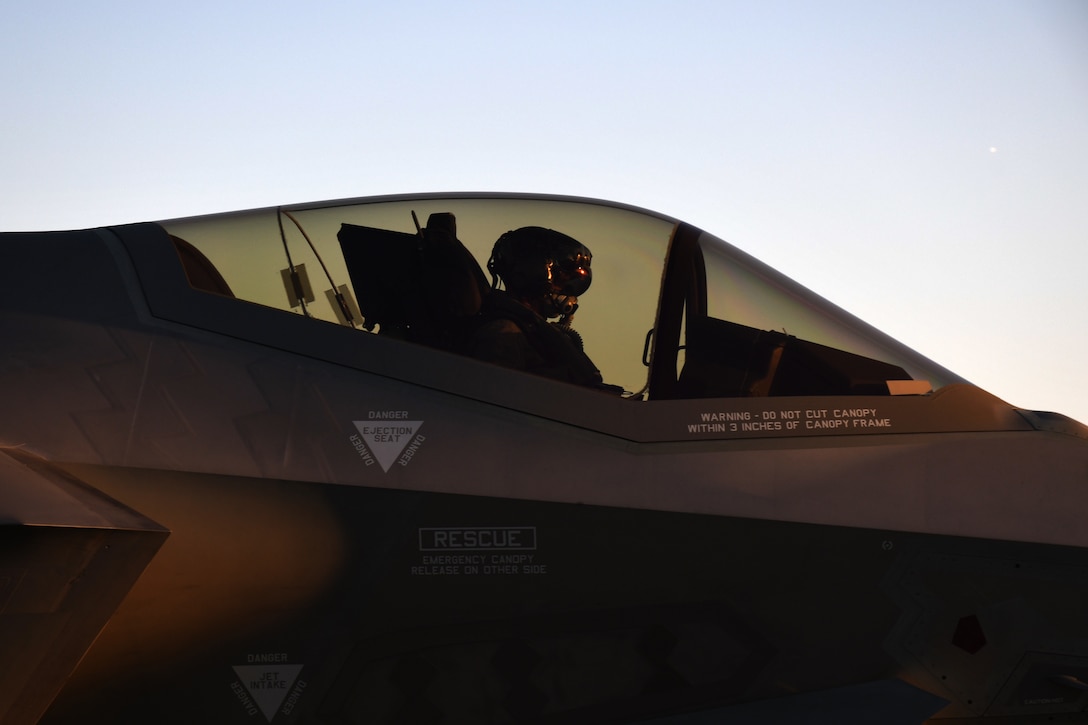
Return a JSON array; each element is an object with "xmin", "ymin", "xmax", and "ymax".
[{"xmin": 2, "ymin": 192, "xmax": 1086, "ymax": 724}]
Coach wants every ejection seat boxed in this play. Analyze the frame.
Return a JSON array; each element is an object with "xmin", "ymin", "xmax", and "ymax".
[{"xmin": 337, "ymin": 212, "xmax": 490, "ymax": 351}]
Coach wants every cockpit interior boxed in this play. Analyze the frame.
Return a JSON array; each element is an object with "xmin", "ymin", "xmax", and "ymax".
[{"xmin": 162, "ymin": 195, "xmax": 951, "ymax": 401}]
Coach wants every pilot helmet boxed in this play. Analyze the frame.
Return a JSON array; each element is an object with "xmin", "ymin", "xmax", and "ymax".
[{"xmin": 487, "ymin": 227, "xmax": 593, "ymax": 301}]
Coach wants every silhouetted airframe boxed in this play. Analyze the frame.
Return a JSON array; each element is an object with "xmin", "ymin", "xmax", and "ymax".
[{"xmin": 2, "ymin": 193, "xmax": 1087, "ymax": 724}]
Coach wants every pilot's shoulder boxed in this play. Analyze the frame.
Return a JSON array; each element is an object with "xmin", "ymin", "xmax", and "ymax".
[{"xmin": 476, "ymin": 317, "xmax": 523, "ymax": 334}]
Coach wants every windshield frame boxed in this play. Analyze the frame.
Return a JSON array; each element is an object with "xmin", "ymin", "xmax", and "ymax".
[{"xmin": 647, "ymin": 224, "xmax": 965, "ymax": 400}]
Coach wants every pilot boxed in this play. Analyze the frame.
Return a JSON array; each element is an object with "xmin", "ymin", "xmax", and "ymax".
[{"xmin": 470, "ymin": 226, "xmax": 617, "ymax": 392}]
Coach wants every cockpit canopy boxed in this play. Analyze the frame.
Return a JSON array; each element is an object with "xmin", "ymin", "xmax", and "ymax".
[{"xmin": 162, "ymin": 194, "xmax": 960, "ymax": 399}]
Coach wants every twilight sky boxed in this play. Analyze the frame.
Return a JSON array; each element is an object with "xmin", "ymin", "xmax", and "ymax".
[{"xmin": 3, "ymin": 0, "xmax": 1086, "ymax": 422}]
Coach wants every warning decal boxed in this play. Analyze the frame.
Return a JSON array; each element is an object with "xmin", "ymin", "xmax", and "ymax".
[
  {"xmin": 411, "ymin": 527, "xmax": 549, "ymax": 577},
  {"xmin": 351, "ymin": 411, "xmax": 426, "ymax": 472},
  {"xmin": 231, "ymin": 662, "xmax": 305, "ymax": 722}
]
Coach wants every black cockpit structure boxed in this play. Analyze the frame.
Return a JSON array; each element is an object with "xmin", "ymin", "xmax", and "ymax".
[
  {"xmin": 337, "ymin": 212, "xmax": 489, "ymax": 351},
  {"xmin": 648, "ymin": 223, "xmax": 918, "ymax": 401}
]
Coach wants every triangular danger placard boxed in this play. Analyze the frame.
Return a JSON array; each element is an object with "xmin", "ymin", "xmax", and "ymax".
[
  {"xmin": 353, "ymin": 420, "xmax": 423, "ymax": 472},
  {"xmin": 233, "ymin": 664, "xmax": 304, "ymax": 722}
]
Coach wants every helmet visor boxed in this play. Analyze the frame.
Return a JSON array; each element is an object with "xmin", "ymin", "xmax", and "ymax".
[{"xmin": 549, "ymin": 252, "xmax": 592, "ymax": 296}]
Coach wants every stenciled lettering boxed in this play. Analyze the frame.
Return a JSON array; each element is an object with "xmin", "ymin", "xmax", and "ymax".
[
  {"xmin": 231, "ymin": 681, "xmax": 259, "ymax": 716},
  {"xmin": 281, "ymin": 680, "xmax": 308, "ymax": 716},
  {"xmin": 399, "ymin": 434, "xmax": 426, "ymax": 466},
  {"xmin": 249, "ymin": 671, "xmax": 288, "ymax": 690},
  {"xmin": 419, "ymin": 526, "xmax": 537, "ymax": 551},
  {"xmin": 689, "ymin": 405, "xmax": 894, "ymax": 436},
  {"xmin": 349, "ymin": 434, "xmax": 376, "ymax": 465},
  {"xmin": 700, "ymin": 411, "xmax": 751, "ymax": 422},
  {"xmin": 356, "ymin": 424, "xmax": 414, "ymax": 443}
]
